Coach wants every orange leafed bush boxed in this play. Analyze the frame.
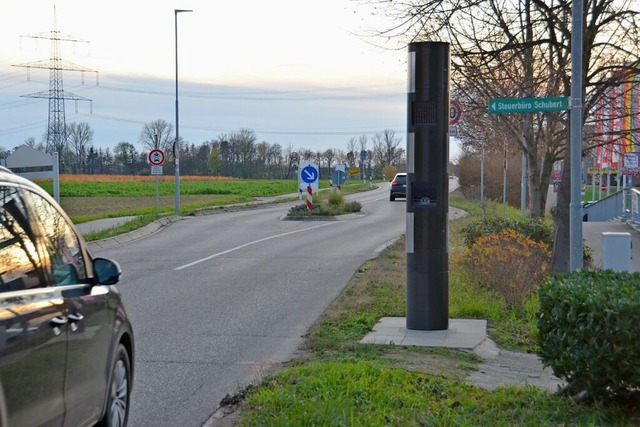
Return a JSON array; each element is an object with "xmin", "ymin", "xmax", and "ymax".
[{"xmin": 459, "ymin": 229, "xmax": 551, "ymax": 309}]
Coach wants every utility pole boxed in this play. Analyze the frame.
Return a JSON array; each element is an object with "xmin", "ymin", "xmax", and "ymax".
[{"xmin": 13, "ymin": 7, "xmax": 97, "ymax": 156}]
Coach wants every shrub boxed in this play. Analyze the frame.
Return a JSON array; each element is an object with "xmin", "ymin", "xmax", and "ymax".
[
  {"xmin": 343, "ymin": 201, "xmax": 362, "ymax": 213},
  {"xmin": 460, "ymin": 229, "xmax": 551, "ymax": 309},
  {"xmin": 537, "ymin": 270, "xmax": 640, "ymax": 403},
  {"xmin": 286, "ymin": 196, "xmax": 361, "ymax": 217},
  {"xmin": 461, "ymin": 216, "xmax": 553, "ymax": 249},
  {"xmin": 327, "ymin": 192, "xmax": 344, "ymax": 207},
  {"xmin": 460, "ymin": 216, "xmax": 594, "ymax": 268}
]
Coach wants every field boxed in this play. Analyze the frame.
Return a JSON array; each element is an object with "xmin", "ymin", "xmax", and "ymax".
[{"xmin": 33, "ymin": 175, "xmax": 301, "ymax": 221}]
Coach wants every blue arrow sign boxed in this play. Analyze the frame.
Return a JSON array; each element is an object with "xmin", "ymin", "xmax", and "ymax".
[{"xmin": 301, "ymin": 165, "xmax": 318, "ymax": 184}]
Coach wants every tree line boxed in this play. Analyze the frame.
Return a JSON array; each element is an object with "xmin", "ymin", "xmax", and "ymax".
[{"xmin": 7, "ymin": 120, "xmax": 405, "ymax": 180}]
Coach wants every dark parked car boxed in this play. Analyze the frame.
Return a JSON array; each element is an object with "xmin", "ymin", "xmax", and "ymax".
[
  {"xmin": 0, "ymin": 167, "xmax": 134, "ymax": 427},
  {"xmin": 390, "ymin": 173, "xmax": 407, "ymax": 201}
]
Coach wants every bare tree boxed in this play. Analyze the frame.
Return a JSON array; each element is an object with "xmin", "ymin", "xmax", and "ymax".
[
  {"xmin": 138, "ymin": 119, "xmax": 174, "ymax": 157},
  {"xmin": 284, "ymin": 144, "xmax": 299, "ymax": 180},
  {"xmin": 323, "ymin": 148, "xmax": 336, "ymax": 171},
  {"xmin": 66, "ymin": 122, "xmax": 94, "ymax": 174},
  {"xmin": 346, "ymin": 138, "xmax": 358, "ymax": 166},
  {"xmin": 358, "ymin": 134, "xmax": 368, "ymax": 153},
  {"xmin": 372, "ymin": 129, "xmax": 404, "ymax": 167},
  {"xmin": 366, "ymin": 0, "xmax": 640, "ymax": 271}
]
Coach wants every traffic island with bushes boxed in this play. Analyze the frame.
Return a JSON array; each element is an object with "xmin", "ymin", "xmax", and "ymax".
[{"xmin": 286, "ymin": 191, "xmax": 362, "ymax": 218}]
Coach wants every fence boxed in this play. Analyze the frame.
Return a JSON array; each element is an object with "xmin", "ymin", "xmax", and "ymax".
[{"xmin": 582, "ymin": 189, "xmax": 627, "ymax": 222}]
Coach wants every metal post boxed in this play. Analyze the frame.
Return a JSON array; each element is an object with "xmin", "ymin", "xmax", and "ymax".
[
  {"xmin": 521, "ymin": 151, "xmax": 527, "ymax": 217},
  {"xmin": 569, "ymin": 0, "xmax": 584, "ymax": 270},
  {"xmin": 174, "ymin": 9, "xmax": 192, "ymax": 213},
  {"xmin": 53, "ymin": 152, "xmax": 60, "ymax": 203},
  {"xmin": 591, "ymin": 154, "xmax": 596, "ymax": 201},
  {"xmin": 481, "ymin": 138, "xmax": 485, "ymax": 212},
  {"xmin": 503, "ymin": 141, "xmax": 507, "ymax": 215},
  {"xmin": 154, "ymin": 134, "xmax": 160, "ymax": 213}
]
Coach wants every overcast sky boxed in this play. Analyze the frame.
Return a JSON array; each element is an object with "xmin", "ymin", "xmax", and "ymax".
[{"xmin": 0, "ymin": 0, "xmax": 462, "ymax": 160}]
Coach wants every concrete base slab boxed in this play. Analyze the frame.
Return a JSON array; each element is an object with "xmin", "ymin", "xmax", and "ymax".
[{"xmin": 360, "ymin": 317, "xmax": 487, "ymax": 350}]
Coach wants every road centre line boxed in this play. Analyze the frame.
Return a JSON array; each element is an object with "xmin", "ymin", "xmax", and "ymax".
[{"xmin": 174, "ymin": 222, "xmax": 338, "ymax": 271}]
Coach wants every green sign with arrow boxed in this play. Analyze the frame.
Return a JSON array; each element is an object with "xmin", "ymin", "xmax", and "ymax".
[{"xmin": 489, "ymin": 97, "xmax": 569, "ymax": 114}]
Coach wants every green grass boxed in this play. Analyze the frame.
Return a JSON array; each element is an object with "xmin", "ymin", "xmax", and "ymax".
[
  {"xmin": 233, "ymin": 194, "xmax": 634, "ymax": 425},
  {"xmin": 36, "ymin": 178, "xmax": 300, "ymax": 197},
  {"xmin": 239, "ymin": 361, "xmax": 626, "ymax": 426}
]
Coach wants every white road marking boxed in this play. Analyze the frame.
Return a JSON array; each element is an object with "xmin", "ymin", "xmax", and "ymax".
[{"xmin": 175, "ymin": 222, "xmax": 337, "ymax": 270}]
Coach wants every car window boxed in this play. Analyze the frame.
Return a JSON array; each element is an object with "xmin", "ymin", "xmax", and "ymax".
[
  {"xmin": 0, "ymin": 186, "xmax": 49, "ymax": 291},
  {"xmin": 395, "ymin": 175, "xmax": 406, "ymax": 183},
  {"xmin": 0, "ymin": 185, "xmax": 87, "ymax": 292},
  {"xmin": 29, "ymin": 189, "xmax": 87, "ymax": 285}
]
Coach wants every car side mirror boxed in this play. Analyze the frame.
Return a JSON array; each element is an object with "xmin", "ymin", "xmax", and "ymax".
[{"xmin": 93, "ymin": 258, "xmax": 122, "ymax": 285}]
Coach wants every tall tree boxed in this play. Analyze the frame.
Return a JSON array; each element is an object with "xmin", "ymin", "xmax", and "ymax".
[
  {"xmin": 66, "ymin": 122, "xmax": 94, "ymax": 174},
  {"xmin": 284, "ymin": 145, "xmax": 299, "ymax": 180},
  {"xmin": 372, "ymin": 129, "xmax": 404, "ymax": 167},
  {"xmin": 113, "ymin": 142, "xmax": 138, "ymax": 175},
  {"xmin": 138, "ymin": 119, "xmax": 174, "ymax": 157},
  {"xmin": 232, "ymin": 129, "xmax": 258, "ymax": 178},
  {"xmin": 346, "ymin": 138, "xmax": 358, "ymax": 166},
  {"xmin": 366, "ymin": 0, "xmax": 640, "ymax": 271}
]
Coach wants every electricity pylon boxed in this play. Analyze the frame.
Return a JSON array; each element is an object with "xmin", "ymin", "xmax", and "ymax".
[{"xmin": 13, "ymin": 7, "xmax": 98, "ymax": 154}]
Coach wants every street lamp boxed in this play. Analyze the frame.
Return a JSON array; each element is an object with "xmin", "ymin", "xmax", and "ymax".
[{"xmin": 174, "ymin": 8, "xmax": 192, "ymax": 212}]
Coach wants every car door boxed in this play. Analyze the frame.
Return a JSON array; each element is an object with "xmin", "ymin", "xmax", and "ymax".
[
  {"xmin": 26, "ymin": 186, "xmax": 113, "ymax": 427},
  {"xmin": 0, "ymin": 184, "xmax": 67, "ymax": 426}
]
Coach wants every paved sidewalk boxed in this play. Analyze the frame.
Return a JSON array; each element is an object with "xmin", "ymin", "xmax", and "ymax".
[
  {"xmin": 75, "ymin": 216, "xmax": 138, "ymax": 235},
  {"xmin": 468, "ymin": 338, "xmax": 565, "ymax": 392},
  {"xmin": 360, "ymin": 317, "xmax": 565, "ymax": 392}
]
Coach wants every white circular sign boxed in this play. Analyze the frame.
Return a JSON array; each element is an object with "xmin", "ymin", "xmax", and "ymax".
[
  {"xmin": 148, "ymin": 149, "xmax": 165, "ymax": 166},
  {"xmin": 450, "ymin": 100, "xmax": 462, "ymax": 125}
]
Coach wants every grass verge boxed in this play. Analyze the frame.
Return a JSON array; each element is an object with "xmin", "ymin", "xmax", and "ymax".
[{"xmin": 230, "ymin": 194, "xmax": 633, "ymax": 426}]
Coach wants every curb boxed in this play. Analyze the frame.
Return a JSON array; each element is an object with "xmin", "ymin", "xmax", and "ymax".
[{"xmin": 87, "ymin": 216, "xmax": 182, "ymax": 252}]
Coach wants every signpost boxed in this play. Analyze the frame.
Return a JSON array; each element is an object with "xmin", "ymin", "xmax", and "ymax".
[
  {"xmin": 148, "ymin": 149, "xmax": 165, "ymax": 212},
  {"xmin": 299, "ymin": 162, "xmax": 318, "ymax": 209},
  {"xmin": 488, "ymin": 97, "xmax": 569, "ymax": 114},
  {"xmin": 333, "ymin": 164, "xmax": 346, "ymax": 192},
  {"xmin": 488, "ymin": 96, "xmax": 569, "ymax": 218}
]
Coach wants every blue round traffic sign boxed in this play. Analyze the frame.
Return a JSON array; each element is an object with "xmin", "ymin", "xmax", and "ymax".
[{"xmin": 301, "ymin": 165, "xmax": 318, "ymax": 184}]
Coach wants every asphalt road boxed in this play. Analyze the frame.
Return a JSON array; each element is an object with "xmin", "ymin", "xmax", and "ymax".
[{"xmin": 92, "ymin": 186, "xmax": 409, "ymax": 426}]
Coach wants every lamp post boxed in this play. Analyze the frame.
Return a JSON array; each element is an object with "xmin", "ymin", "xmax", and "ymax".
[{"xmin": 174, "ymin": 8, "xmax": 192, "ymax": 212}]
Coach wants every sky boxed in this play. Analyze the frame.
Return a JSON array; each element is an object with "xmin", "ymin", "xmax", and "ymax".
[{"xmin": 0, "ymin": 0, "xmax": 462, "ymax": 161}]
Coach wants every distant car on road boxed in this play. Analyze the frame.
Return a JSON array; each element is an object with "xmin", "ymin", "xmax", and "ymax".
[
  {"xmin": 0, "ymin": 167, "xmax": 134, "ymax": 427},
  {"xmin": 390, "ymin": 173, "xmax": 407, "ymax": 201}
]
